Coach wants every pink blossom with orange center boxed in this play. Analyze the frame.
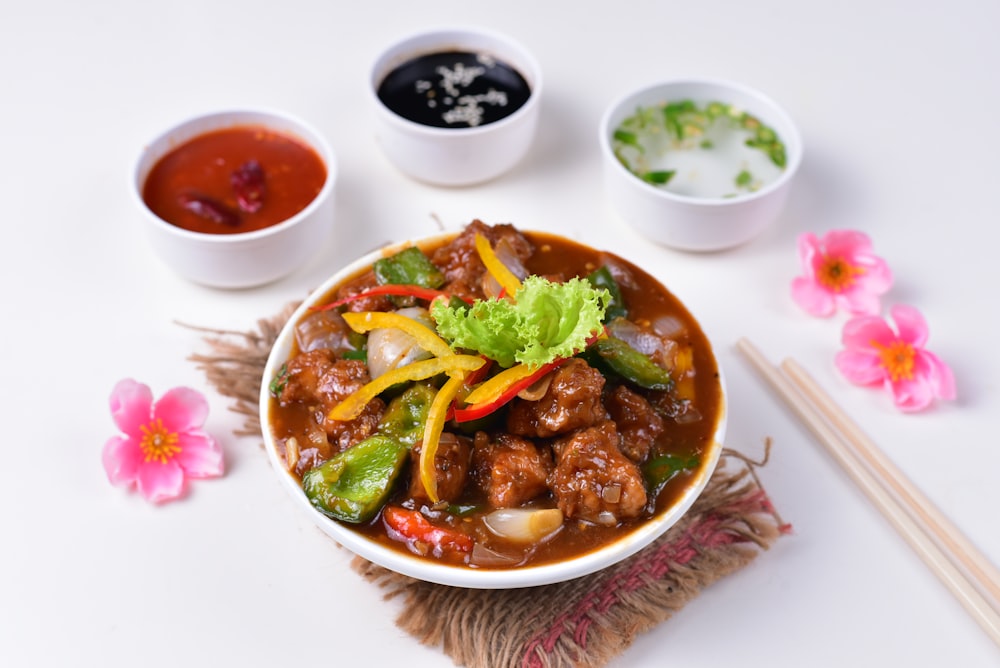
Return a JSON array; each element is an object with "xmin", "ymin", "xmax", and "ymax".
[
  {"xmin": 102, "ymin": 379, "xmax": 224, "ymax": 503},
  {"xmin": 835, "ymin": 305, "xmax": 956, "ymax": 412},
  {"xmin": 791, "ymin": 230, "xmax": 893, "ymax": 317}
]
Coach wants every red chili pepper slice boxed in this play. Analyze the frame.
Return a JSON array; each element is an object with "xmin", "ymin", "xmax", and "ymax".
[
  {"xmin": 178, "ymin": 193, "xmax": 241, "ymax": 227},
  {"xmin": 311, "ymin": 284, "xmax": 460, "ymax": 311},
  {"xmin": 452, "ymin": 358, "xmax": 566, "ymax": 423},
  {"xmin": 382, "ymin": 505, "xmax": 474, "ymax": 555},
  {"xmin": 231, "ymin": 160, "xmax": 266, "ymax": 213}
]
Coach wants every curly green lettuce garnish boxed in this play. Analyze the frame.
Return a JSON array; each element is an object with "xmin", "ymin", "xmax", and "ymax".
[{"xmin": 431, "ymin": 275, "xmax": 610, "ymax": 368}]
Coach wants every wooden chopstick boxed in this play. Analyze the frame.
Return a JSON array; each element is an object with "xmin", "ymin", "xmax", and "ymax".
[
  {"xmin": 735, "ymin": 337, "xmax": 1000, "ymax": 648},
  {"xmin": 780, "ymin": 357, "xmax": 1000, "ymax": 608}
]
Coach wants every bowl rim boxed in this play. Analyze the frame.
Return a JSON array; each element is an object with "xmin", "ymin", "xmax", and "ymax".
[
  {"xmin": 259, "ymin": 230, "xmax": 728, "ymax": 589},
  {"xmin": 599, "ymin": 77, "xmax": 803, "ymax": 208},
  {"xmin": 368, "ymin": 25, "xmax": 544, "ymax": 139},
  {"xmin": 132, "ymin": 107, "xmax": 337, "ymax": 244}
]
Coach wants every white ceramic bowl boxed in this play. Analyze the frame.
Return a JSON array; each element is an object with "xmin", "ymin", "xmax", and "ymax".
[
  {"xmin": 369, "ymin": 27, "xmax": 542, "ymax": 186},
  {"xmin": 259, "ymin": 231, "xmax": 728, "ymax": 589},
  {"xmin": 600, "ymin": 78, "xmax": 802, "ymax": 252},
  {"xmin": 133, "ymin": 109, "xmax": 337, "ymax": 289}
]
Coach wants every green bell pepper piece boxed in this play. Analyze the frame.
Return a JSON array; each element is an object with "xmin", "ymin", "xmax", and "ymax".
[
  {"xmin": 373, "ymin": 246, "xmax": 445, "ymax": 289},
  {"xmin": 585, "ymin": 265, "xmax": 628, "ymax": 322},
  {"xmin": 585, "ymin": 336, "xmax": 673, "ymax": 390},
  {"xmin": 377, "ymin": 382, "xmax": 435, "ymax": 445},
  {"xmin": 642, "ymin": 453, "xmax": 699, "ymax": 496},
  {"xmin": 301, "ymin": 434, "xmax": 408, "ymax": 523}
]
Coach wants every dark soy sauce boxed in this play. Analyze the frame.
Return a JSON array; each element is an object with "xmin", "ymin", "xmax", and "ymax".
[{"xmin": 377, "ymin": 50, "xmax": 531, "ymax": 129}]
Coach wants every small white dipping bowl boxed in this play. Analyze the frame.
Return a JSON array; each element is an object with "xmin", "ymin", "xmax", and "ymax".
[
  {"xmin": 369, "ymin": 27, "xmax": 542, "ymax": 186},
  {"xmin": 259, "ymin": 231, "xmax": 728, "ymax": 589},
  {"xmin": 600, "ymin": 79, "xmax": 802, "ymax": 252},
  {"xmin": 133, "ymin": 109, "xmax": 337, "ymax": 289}
]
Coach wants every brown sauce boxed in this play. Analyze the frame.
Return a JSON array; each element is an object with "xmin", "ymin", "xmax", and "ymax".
[{"xmin": 268, "ymin": 227, "xmax": 722, "ymax": 569}]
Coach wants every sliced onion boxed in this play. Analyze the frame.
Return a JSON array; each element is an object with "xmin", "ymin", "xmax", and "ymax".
[
  {"xmin": 596, "ymin": 511, "xmax": 618, "ymax": 527},
  {"xmin": 602, "ymin": 483, "xmax": 622, "ymax": 504},
  {"xmin": 366, "ymin": 307, "xmax": 434, "ymax": 379},
  {"xmin": 674, "ymin": 404, "xmax": 704, "ymax": 424},
  {"xmin": 482, "ymin": 508, "xmax": 564, "ymax": 543},
  {"xmin": 606, "ymin": 318, "xmax": 662, "ymax": 356},
  {"xmin": 470, "ymin": 542, "xmax": 523, "ymax": 567},
  {"xmin": 650, "ymin": 314, "xmax": 687, "ymax": 339},
  {"xmin": 284, "ymin": 437, "xmax": 300, "ymax": 473},
  {"xmin": 295, "ymin": 310, "xmax": 352, "ymax": 353},
  {"xmin": 516, "ymin": 372, "xmax": 553, "ymax": 401}
]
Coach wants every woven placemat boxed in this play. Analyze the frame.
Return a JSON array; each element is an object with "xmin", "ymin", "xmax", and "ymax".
[{"xmin": 186, "ymin": 305, "xmax": 789, "ymax": 668}]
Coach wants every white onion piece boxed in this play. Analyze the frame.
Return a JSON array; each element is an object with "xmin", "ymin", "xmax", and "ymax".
[
  {"xmin": 366, "ymin": 307, "xmax": 434, "ymax": 379},
  {"xmin": 596, "ymin": 511, "xmax": 618, "ymax": 527},
  {"xmin": 607, "ymin": 318, "xmax": 662, "ymax": 356},
  {"xmin": 516, "ymin": 372, "xmax": 553, "ymax": 401},
  {"xmin": 295, "ymin": 310, "xmax": 352, "ymax": 353},
  {"xmin": 482, "ymin": 508, "xmax": 564, "ymax": 543},
  {"xmin": 470, "ymin": 542, "xmax": 523, "ymax": 567},
  {"xmin": 650, "ymin": 314, "xmax": 687, "ymax": 339}
]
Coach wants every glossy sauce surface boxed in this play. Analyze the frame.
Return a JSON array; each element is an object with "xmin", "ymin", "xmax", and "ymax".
[
  {"xmin": 269, "ymin": 230, "xmax": 723, "ymax": 569},
  {"xmin": 377, "ymin": 50, "xmax": 531, "ymax": 128},
  {"xmin": 143, "ymin": 126, "xmax": 326, "ymax": 234}
]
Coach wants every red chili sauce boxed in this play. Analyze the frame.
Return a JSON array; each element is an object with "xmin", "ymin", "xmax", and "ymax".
[{"xmin": 142, "ymin": 126, "xmax": 327, "ymax": 235}]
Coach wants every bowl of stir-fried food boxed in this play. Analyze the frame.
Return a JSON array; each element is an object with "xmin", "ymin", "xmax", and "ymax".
[{"xmin": 260, "ymin": 220, "xmax": 727, "ymax": 588}]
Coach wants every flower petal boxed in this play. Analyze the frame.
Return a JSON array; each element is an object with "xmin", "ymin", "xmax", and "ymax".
[
  {"xmin": 109, "ymin": 379, "xmax": 153, "ymax": 437},
  {"xmin": 889, "ymin": 375, "xmax": 934, "ymax": 413},
  {"xmin": 916, "ymin": 350, "xmax": 957, "ymax": 401},
  {"xmin": 791, "ymin": 276, "xmax": 836, "ymax": 316},
  {"xmin": 855, "ymin": 255, "xmax": 893, "ymax": 294},
  {"xmin": 824, "ymin": 229, "xmax": 873, "ymax": 257},
  {"xmin": 841, "ymin": 315, "xmax": 895, "ymax": 350},
  {"xmin": 889, "ymin": 305, "xmax": 929, "ymax": 348},
  {"xmin": 136, "ymin": 461, "xmax": 186, "ymax": 503},
  {"xmin": 175, "ymin": 430, "xmax": 225, "ymax": 478},
  {"xmin": 835, "ymin": 350, "xmax": 886, "ymax": 385},
  {"xmin": 154, "ymin": 386, "xmax": 209, "ymax": 434},
  {"xmin": 102, "ymin": 435, "xmax": 140, "ymax": 487},
  {"xmin": 797, "ymin": 233, "xmax": 821, "ymax": 276},
  {"xmin": 839, "ymin": 287, "xmax": 883, "ymax": 315}
]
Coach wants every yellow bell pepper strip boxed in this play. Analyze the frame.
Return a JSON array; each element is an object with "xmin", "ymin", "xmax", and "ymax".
[
  {"xmin": 418, "ymin": 372, "xmax": 468, "ymax": 503},
  {"xmin": 327, "ymin": 354, "xmax": 485, "ymax": 421},
  {"xmin": 673, "ymin": 345, "xmax": 696, "ymax": 401},
  {"xmin": 311, "ymin": 284, "xmax": 458, "ymax": 312},
  {"xmin": 463, "ymin": 361, "xmax": 544, "ymax": 406},
  {"xmin": 382, "ymin": 505, "xmax": 474, "ymax": 555},
  {"xmin": 453, "ymin": 358, "xmax": 566, "ymax": 424},
  {"xmin": 341, "ymin": 310, "xmax": 455, "ymax": 359},
  {"xmin": 475, "ymin": 233, "xmax": 522, "ymax": 297}
]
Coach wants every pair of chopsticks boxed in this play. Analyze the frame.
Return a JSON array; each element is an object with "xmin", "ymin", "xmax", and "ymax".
[{"xmin": 736, "ymin": 337, "xmax": 1000, "ymax": 648}]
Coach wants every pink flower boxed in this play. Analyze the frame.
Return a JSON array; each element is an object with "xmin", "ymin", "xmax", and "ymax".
[
  {"xmin": 791, "ymin": 230, "xmax": 893, "ymax": 317},
  {"xmin": 835, "ymin": 305, "xmax": 956, "ymax": 412},
  {"xmin": 102, "ymin": 379, "xmax": 224, "ymax": 503}
]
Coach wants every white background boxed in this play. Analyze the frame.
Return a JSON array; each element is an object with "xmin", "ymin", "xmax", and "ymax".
[{"xmin": 2, "ymin": 1, "xmax": 998, "ymax": 666}]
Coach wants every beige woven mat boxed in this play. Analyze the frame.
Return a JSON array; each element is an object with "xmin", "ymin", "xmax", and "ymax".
[{"xmin": 187, "ymin": 305, "xmax": 788, "ymax": 668}]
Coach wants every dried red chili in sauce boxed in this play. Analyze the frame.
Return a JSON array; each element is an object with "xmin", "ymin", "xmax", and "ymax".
[{"xmin": 142, "ymin": 126, "xmax": 326, "ymax": 235}]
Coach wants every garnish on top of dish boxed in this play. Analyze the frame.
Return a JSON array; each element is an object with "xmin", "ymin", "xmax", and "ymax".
[
  {"xmin": 612, "ymin": 99, "xmax": 787, "ymax": 198},
  {"xmin": 266, "ymin": 220, "xmax": 722, "ymax": 569}
]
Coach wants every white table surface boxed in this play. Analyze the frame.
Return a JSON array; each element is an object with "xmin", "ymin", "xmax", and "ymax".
[{"xmin": 3, "ymin": 1, "xmax": 998, "ymax": 665}]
